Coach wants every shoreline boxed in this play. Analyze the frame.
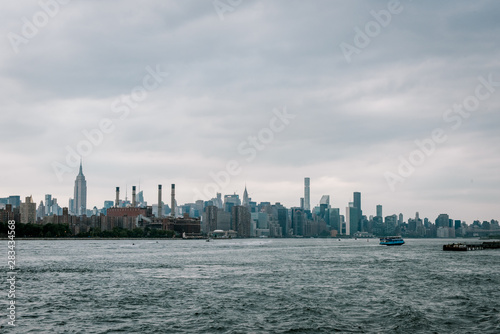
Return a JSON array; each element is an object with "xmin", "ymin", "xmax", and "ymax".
[
  {"xmin": 0, "ymin": 237, "xmax": 200, "ymax": 241},
  {"xmin": 0, "ymin": 237, "xmax": 492, "ymax": 241}
]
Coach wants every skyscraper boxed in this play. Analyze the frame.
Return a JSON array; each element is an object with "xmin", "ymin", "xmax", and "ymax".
[
  {"xmin": 231, "ymin": 205, "xmax": 251, "ymax": 237},
  {"xmin": 224, "ymin": 194, "xmax": 240, "ymax": 213},
  {"xmin": 346, "ymin": 205, "xmax": 359, "ymax": 236},
  {"xmin": 37, "ymin": 201, "xmax": 45, "ymax": 220},
  {"xmin": 68, "ymin": 198, "xmax": 74, "ymax": 215},
  {"xmin": 0, "ymin": 196, "xmax": 21, "ymax": 209},
  {"xmin": 353, "ymin": 192, "xmax": 362, "ymax": 232},
  {"xmin": 436, "ymin": 214, "xmax": 450, "ymax": 228},
  {"xmin": 319, "ymin": 195, "xmax": 330, "ymax": 221},
  {"xmin": 353, "ymin": 192, "xmax": 361, "ymax": 213},
  {"xmin": 376, "ymin": 205, "xmax": 382, "ymax": 218},
  {"xmin": 216, "ymin": 209, "xmax": 231, "ymax": 231},
  {"xmin": 304, "ymin": 177, "xmax": 310, "ymax": 211},
  {"xmin": 320, "ymin": 195, "xmax": 330, "ymax": 206},
  {"xmin": 137, "ymin": 190, "xmax": 145, "ymax": 206},
  {"xmin": 242, "ymin": 185, "xmax": 250, "ymax": 208},
  {"xmin": 203, "ymin": 205, "xmax": 218, "ymax": 234},
  {"xmin": 20, "ymin": 196, "xmax": 36, "ymax": 224},
  {"xmin": 277, "ymin": 207, "xmax": 288, "ymax": 236},
  {"xmin": 44, "ymin": 194, "xmax": 52, "ymax": 216},
  {"xmin": 51, "ymin": 198, "xmax": 60, "ymax": 216},
  {"xmin": 216, "ymin": 193, "xmax": 223, "ymax": 209},
  {"xmin": 73, "ymin": 161, "xmax": 87, "ymax": 216},
  {"xmin": 329, "ymin": 208, "xmax": 340, "ymax": 232},
  {"xmin": 291, "ymin": 207, "xmax": 305, "ymax": 236}
]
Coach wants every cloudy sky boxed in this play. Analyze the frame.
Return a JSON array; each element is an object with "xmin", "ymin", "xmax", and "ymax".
[{"xmin": 1, "ymin": 0, "xmax": 499, "ymax": 223}]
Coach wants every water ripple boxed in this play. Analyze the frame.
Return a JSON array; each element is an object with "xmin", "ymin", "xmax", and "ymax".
[{"xmin": 4, "ymin": 239, "xmax": 500, "ymax": 333}]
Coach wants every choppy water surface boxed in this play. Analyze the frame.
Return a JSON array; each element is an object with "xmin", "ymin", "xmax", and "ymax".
[{"xmin": 3, "ymin": 238, "xmax": 500, "ymax": 333}]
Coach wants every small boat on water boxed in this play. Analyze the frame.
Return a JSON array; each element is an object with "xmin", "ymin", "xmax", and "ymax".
[{"xmin": 380, "ymin": 236, "xmax": 405, "ymax": 246}]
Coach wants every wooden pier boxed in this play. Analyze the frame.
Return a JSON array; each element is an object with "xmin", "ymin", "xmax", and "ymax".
[
  {"xmin": 443, "ymin": 241, "xmax": 500, "ymax": 251},
  {"xmin": 482, "ymin": 241, "xmax": 500, "ymax": 249}
]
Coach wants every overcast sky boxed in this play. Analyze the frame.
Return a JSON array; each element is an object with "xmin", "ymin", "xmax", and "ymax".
[{"xmin": 1, "ymin": 0, "xmax": 499, "ymax": 223}]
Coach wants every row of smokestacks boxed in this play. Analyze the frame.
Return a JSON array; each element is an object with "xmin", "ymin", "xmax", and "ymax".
[{"xmin": 114, "ymin": 184, "xmax": 176, "ymax": 217}]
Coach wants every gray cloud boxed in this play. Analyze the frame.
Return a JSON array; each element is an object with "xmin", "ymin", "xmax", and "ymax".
[{"xmin": 1, "ymin": 0, "xmax": 499, "ymax": 222}]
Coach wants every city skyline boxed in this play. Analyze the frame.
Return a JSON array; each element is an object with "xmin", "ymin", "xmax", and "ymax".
[
  {"xmin": 1, "ymin": 164, "xmax": 497, "ymax": 224},
  {"xmin": 2, "ymin": 2, "xmax": 499, "ymax": 333},
  {"xmin": 1, "ymin": 1, "xmax": 499, "ymax": 223}
]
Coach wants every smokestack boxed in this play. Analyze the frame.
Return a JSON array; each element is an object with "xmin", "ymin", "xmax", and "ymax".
[
  {"xmin": 115, "ymin": 187, "xmax": 120, "ymax": 207},
  {"xmin": 171, "ymin": 184, "xmax": 175, "ymax": 217},
  {"xmin": 132, "ymin": 186, "xmax": 136, "ymax": 207},
  {"xmin": 158, "ymin": 185, "xmax": 162, "ymax": 218}
]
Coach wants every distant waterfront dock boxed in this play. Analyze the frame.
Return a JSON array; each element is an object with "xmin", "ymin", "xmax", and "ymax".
[{"xmin": 443, "ymin": 241, "xmax": 500, "ymax": 251}]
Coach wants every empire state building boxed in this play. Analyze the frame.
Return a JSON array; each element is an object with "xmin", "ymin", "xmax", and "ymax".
[{"xmin": 73, "ymin": 160, "xmax": 87, "ymax": 216}]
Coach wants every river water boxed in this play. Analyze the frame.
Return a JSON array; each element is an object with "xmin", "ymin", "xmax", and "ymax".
[{"xmin": 2, "ymin": 238, "xmax": 500, "ymax": 333}]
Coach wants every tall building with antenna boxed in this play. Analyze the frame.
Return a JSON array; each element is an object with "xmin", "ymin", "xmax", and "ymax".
[
  {"xmin": 242, "ymin": 185, "xmax": 250, "ymax": 208},
  {"xmin": 73, "ymin": 160, "xmax": 87, "ymax": 216}
]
